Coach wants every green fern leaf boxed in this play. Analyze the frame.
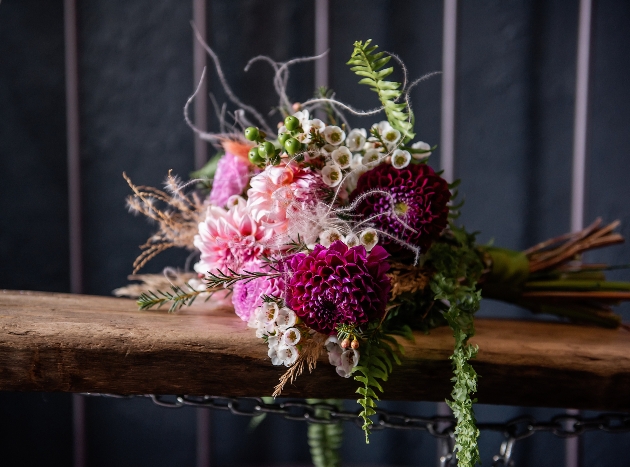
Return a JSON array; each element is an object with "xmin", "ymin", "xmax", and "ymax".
[{"xmin": 347, "ymin": 40, "xmax": 415, "ymax": 142}]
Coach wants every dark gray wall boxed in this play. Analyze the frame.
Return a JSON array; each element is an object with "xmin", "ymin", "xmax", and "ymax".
[{"xmin": 1, "ymin": 0, "xmax": 629, "ymax": 465}]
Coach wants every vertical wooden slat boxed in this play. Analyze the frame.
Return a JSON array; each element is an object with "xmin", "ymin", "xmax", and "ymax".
[
  {"xmin": 440, "ymin": 0, "xmax": 458, "ymax": 183},
  {"xmin": 437, "ymin": 2, "xmax": 458, "ymax": 464},
  {"xmin": 64, "ymin": 0, "xmax": 86, "ymax": 466},
  {"xmin": 567, "ymin": 1, "xmax": 592, "ymax": 466},
  {"xmin": 64, "ymin": 0, "xmax": 82, "ymax": 294},
  {"xmin": 571, "ymin": 0, "xmax": 592, "ymax": 234},
  {"xmin": 196, "ymin": 408, "xmax": 211, "ymax": 467},
  {"xmin": 193, "ymin": 0, "xmax": 208, "ymax": 170},
  {"xmin": 314, "ymin": 0, "xmax": 329, "ymax": 88},
  {"xmin": 193, "ymin": 2, "xmax": 211, "ymax": 465}
]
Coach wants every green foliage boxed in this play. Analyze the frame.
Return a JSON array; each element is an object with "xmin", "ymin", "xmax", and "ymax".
[
  {"xmin": 351, "ymin": 324, "xmax": 407, "ymax": 443},
  {"xmin": 137, "ymin": 283, "xmax": 203, "ymax": 312},
  {"xmin": 285, "ymin": 234, "xmax": 310, "ymax": 254},
  {"xmin": 190, "ymin": 153, "xmax": 222, "ymax": 190},
  {"xmin": 306, "ymin": 399, "xmax": 343, "ymax": 467},
  {"xmin": 347, "ymin": 40, "xmax": 415, "ymax": 142},
  {"xmin": 425, "ymin": 225, "xmax": 484, "ymax": 467},
  {"xmin": 204, "ymin": 268, "xmax": 282, "ymax": 289}
]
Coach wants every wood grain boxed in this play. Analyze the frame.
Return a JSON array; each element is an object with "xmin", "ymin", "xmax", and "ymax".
[{"xmin": 0, "ymin": 290, "xmax": 629, "ymax": 410}]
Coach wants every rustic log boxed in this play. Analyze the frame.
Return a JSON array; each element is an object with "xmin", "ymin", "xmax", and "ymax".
[{"xmin": 0, "ymin": 290, "xmax": 629, "ymax": 410}]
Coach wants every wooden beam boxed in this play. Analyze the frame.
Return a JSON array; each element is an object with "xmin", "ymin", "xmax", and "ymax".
[{"xmin": 1, "ymin": 290, "xmax": 629, "ymax": 410}]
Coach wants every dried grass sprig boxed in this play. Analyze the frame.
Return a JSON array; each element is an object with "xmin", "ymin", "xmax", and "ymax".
[
  {"xmin": 113, "ymin": 272, "xmax": 198, "ymax": 298},
  {"xmin": 124, "ymin": 172, "xmax": 206, "ymax": 273},
  {"xmin": 387, "ymin": 262, "xmax": 430, "ymax": 300},
  {"xmin": 273, "ymin": 333, "xmax": 327, "ymax": 397}
]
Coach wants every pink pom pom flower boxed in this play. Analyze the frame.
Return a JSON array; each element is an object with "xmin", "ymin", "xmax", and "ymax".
[
  {"xmin": 209, "ymin": 152, "xmax": 252, "ymax": 207},
  {"xmin": 231, "ymin": 261, "xmax": 285, "ymax": 322}
]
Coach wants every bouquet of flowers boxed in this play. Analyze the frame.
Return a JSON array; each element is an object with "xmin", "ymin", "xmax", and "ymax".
[{"xmin": 117, "ymin": 40, "xmax": 630, "ymax": 467}]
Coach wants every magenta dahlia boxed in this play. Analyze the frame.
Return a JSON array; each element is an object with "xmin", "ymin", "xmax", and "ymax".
[
  {"xmin": 285, "ymin": 241, "xmax": 391, "ymax": 334},
  {"xmin": 350, "ymin": 163, "xmax": 451, "ymax": 253}
]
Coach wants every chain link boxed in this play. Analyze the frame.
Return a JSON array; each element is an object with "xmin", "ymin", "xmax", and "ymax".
[
  {"xmin": 84, "ymin": 393, "xmax": 630, "ymax": 438},
  {"xmin": 82, "ymin": 393, "xmax": 630, "ymax": 466}
]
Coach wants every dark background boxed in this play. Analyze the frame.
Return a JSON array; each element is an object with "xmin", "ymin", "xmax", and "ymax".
[{"xmin": 1, "ymin": 0, "xmax": 630, "ymax": 465}]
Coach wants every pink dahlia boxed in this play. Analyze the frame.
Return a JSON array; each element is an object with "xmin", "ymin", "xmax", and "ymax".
[
  {"xmin": 246, "ymin": 163, "xmax": 325, "ymax": 239},
  {"xmin": 193, "ymin": 201, "xmax": 272, "ymax": 275},
  {"xmin": 350, "ymin": 163, "xmax": 451, "ymax": 253},
  {"xmin": 209, "ymin": 152, "xmax": 251, "ymax": 207},
  {"xmin": 232, "ymin": 261, "xmax": 285, "ymax": 322},
  {"xmin": 286, "ymin": 241, "xmax": 391, "ymax": 334}
]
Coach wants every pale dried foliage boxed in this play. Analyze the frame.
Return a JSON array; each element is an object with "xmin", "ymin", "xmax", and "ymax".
[
  {"xmin": 273, "ymin": 332, "xmax": 327, "ymax": 397},
  {"xmin": 113, "ymin": 272, "xmax": 198, "ymax": 298},
  {"xmin": 124, "ymin": 172, "xmax": 206, "ymax": 273},
  {"xmin": 388, "ymin": 262, "xmax": 430, "ymax": 300}
]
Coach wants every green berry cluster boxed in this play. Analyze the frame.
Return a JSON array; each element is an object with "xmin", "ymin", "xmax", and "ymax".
[
  {"xmin": 244, "ymin": 126, "xmax": 281, "ymax": 167},
  {"xmin": 279, "ymin": 116, "xmax": 305, "ymax": 156}
]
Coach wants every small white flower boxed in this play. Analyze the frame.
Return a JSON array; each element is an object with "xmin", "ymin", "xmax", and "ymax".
[
  {"xmin": 268, "ymin": 346, "xmax": 283, "ymax": 366},
  {"xmin": 350, "ymin": 153, "xmax": 364, "ymax": 170},
  {"xmin": 295, "ymin": 131, "xmax": 311, "ymax": 145},
  {"xmin": 359, "ymin": 228, "xmax": 379, "ymax": 251},
  {"xmin": 331, "ymin": 147, "xmax": 352, "ymax": 169},
  {"xmin": 343, "ymin": 155, "xmax": 369, "ymax": 193},
  {"xmin": 319, "ymin": 228, "xmax": 343, "ymax": 247},
  {"xmin": 277, "ymin": 345, "xmax": 299, "ymax": 366},
  {"xmin": 304, "ymin": 118, "xmax": 326, "ymax": 135},
  {"xmin": 293, "ymin": 110, "xmax": 310, "ymax": 126},
  {"xmin": 317, "ymin": 144, "xmax": 335, "ymax": 158},
  {"xmin": 382, "ymin": 128, "xmax": 401, "ymax": 149},
  {"xmin": 373, "ymin": 120, "xmax": 393, "ymax": 133},
  {"xmin": 261, "ymin": 302, "xmax": 279, "ymax": 324},
  {"xmin": 363, "ymin": 148, "xmax": 383, "ymax": 167},
  {"xmin": 322, "ymin": 126, "xmax": 346, "ymax": 146},
  {"xmin": 328, "ymin": 346, "xmax": 342, "ymax": 367},
  {"xmin": 325, "ymin": 336, "xmax": 343, "ymax": 366},
  {"xmin": 321, "ymin": 164, "xmax": 343, "ymax": 187},
  {"xmin": 276, "ymin": 307, "xmax": 297, "ymax": 329},
  {"xmin": 344, "ymin": 233, "xmax": 360, "ymax": 248},
  {"xmin": 371, "ymin": 121, "xmax": 401, "ymax": 149},
  {"xmin": 346, "ymin": 128, "xmax": 367, "ymax": 151},
  {"xmin": 325, "ymin": 336, "xmax": 340, "ymax": 351},
  {"xmin": 411, "ymin": 141, "xmax": 432, "ymax": 160},
  {"xmin": 336, "ymin": 349, "xmax": 360, "ymax": 378},
  {"xmin": 391, "ymin": 149, "xmax": 412, "ymax": 169},
  {"xmin": 267, "ymin": 333, "xmax": 281, "ymax": 349},
  {"xmin": 280, "ymin": 327, "xmax": 301, "ymax": 346}
]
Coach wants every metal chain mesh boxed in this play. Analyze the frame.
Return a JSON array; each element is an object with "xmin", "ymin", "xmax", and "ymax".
[{"xmin": 84, "ymin": 393, "xmax": 630, "ymax": 466}]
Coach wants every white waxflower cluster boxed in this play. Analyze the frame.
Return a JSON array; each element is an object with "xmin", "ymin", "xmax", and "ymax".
[
  {"xmin": 279, "ymin": 109, "xmax": 432, "ymax": 191},
  {"xmin": 325, "ymin": 336, "xmax": 359, "ymax": 378},
  {"xmin": 319, "ymin": 227, "xmax": 378, "ymax": 251},
  {"xmin": 248, "ymin": 302, "xmax": 302, "ymax": 367}
]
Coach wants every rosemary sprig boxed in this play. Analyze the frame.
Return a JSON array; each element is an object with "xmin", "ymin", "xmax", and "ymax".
[
  {"xmin": 285, "ymin": 234, "xmax": 310, "ymax": 254},
  {"xmin": 137, "ymin": 283, "xmax": 203, "ymax": 312},
  {"xmin": 205, "ymin": 268, "xmax": 283, "ymax": 289}
]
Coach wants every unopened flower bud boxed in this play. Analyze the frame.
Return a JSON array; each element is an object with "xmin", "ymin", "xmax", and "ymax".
[
  {"xmin": 351, "ymin": 339, "xmax": 359, "ymax": 350},
  {"xmin": 341, "ymin": 338, "xmax": 351, "ymax": 349},
  {"xmin": 292, "ymin": 102, "xmax": 302, "ymax": 111}
]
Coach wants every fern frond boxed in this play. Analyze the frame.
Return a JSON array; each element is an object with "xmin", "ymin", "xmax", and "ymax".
[
  {"xmin": 347, "ymin": 40, "xmax": 415, "ymax": 142},
  {"xmin": 352, "ymin": 328, "xmax": 408, "ymax": 443},
  {"xmin": 306, "ymin": 399, "xmax": 343, "ymax": 467}
]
